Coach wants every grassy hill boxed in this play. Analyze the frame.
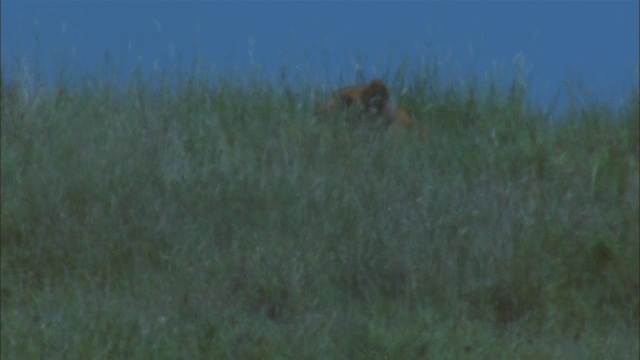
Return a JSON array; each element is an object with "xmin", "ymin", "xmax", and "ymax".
[{"xmin": 1, "ymin": 66, "xmax": 638, "ymax": 358}]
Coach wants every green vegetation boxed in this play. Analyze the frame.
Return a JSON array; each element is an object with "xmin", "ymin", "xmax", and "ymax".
[{"xmin": 1, "ymin": 60, "xmax": 638, "ymax": 359}]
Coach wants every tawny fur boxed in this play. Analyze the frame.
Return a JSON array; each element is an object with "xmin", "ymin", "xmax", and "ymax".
[{"xmin": 315, "ymin": 79, "xmax": 426, "ymax": 139}]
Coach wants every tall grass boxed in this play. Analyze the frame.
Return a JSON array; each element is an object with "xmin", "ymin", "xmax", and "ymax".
[{"xmin": 1, "ymin": 56, "xmax": 638, "ymax": 358}]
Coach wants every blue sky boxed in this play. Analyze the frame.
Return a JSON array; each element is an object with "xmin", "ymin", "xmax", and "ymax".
[{"xmin": 2, "ymin": 1, "xmax": 638, "ymax": 107}]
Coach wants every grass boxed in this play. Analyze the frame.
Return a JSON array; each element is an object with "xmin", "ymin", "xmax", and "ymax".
[{"xmin": 1, "ymin": 60, "xmax": 638, "ymax": 359}]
